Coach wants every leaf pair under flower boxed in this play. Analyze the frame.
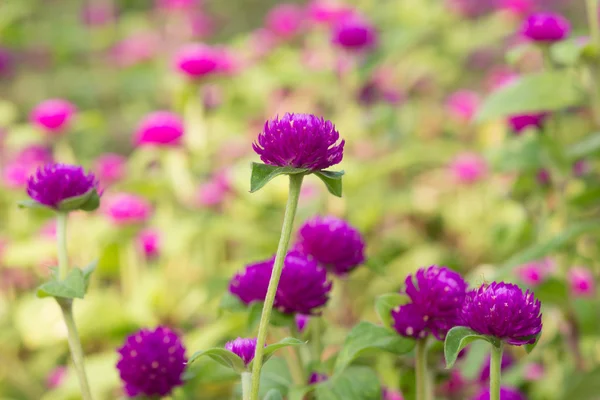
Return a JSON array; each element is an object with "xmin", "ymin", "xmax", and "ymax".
[
  {"xmin": 37, "ymin": 261, "xmax": 97, "ymax": 300},
  {"xmin": 250, "ymin": 162, "xmax": 344, "ymax": 197}
]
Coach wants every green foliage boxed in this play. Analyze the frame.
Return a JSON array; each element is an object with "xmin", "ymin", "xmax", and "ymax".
[
  {"xmin": 315, "ymin": 366, "xmax": 382, "ymax": 400},
  {"xmin": 444, "ymin": 327, "xmax": 499, "ymax": 369},
  {"xmin": 188, "ymin": 348, "xmax": 247, "ymax": 373},
  {"xmin": 314, "ymin": 170, "xmax": 344, "ymax": 198},
  {"xmin": 37, "ymin": 266, "xmax": 95, "ymax": 300},
  {"xmin": 250, "ymin": 163, "xmax": 309, "ymax": 193}
]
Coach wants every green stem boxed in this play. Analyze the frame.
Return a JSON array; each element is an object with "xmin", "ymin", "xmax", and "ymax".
[
  {"xmin": 55, "ymin": 213, "xmax": 93, "ymax": 400},
  {"xmin": 249, "ymin": 174, "xmax": 304, "ymax": 400},
  {"xmin": 289, "ymin": 324, "xmax": 307, "ymax": 384},
  {"xmin": 587, "ymin": 0, "xmax": 600, "ymax": 47},
  {"xmin": 489, "ymin": 343, "xmax": 504, "ymax": 400},
  {"xmin": 310, "ymin": 317, "xmax": 323, "ymax": 363},
  {"xmin": 415, "ymin": 338, "xmax": 430, "ymax": 400},
  {"xmin": 241, "ymin": 372, "xmax": 252, "ymax": 400}
]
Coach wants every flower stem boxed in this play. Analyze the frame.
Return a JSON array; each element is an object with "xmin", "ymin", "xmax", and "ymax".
[
  {"xmin": 310, "ymin": 317, "xmax": 323, "ymax": 363},
  {"xmin": 587, "ymin": 0, "xmax": 600, "ymax": 47},
  {"xmin": 250, "ymin": 174, "xmax": 304, "ymax": 400},
  {"xmin": 55, "ymin": 213, "xmax": 93, "ymax": 400},
  {"xmin": 241, "ymin": 372, "xmax": 252, "ymax": 400},
  {"xmin": 415, "ymin": 338, "xmax": 430, "ymax": 400},
  {"xmin": 489, "ymin": 343, "xmax": 504, "ymax": 400}
]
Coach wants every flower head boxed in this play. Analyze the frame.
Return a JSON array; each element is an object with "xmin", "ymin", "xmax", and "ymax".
[
  {"xmin": 137, "ymin": 228, "xmax": 160, "ymax": 259},
  {"xmin": 522, "ymin": 12, "xmax": 570, "ymax": 43},
  {"xmin": 446, "ymin": 90, "xmax": 480, "ymax": 122},
  {"xmin": 225, "ymin": 337, "xmax": 258, "ymax": 366},
  {"xmin": 46, "ymin": 366, "xmax": 67, "ymax": 388},
  {"xmin": 229, "ymin": 259, "xmax": 273, "ymax": 305},
  {"xmin": 382, "ymin": 387, "xmax": 405, "ymax": 400},
  {"xmin": 134, "ymin": 111, "xmax": 184, "ymax": 147},
  {"xmin": 449, "ymin": 153, "xmax": 488, "ymax": 184},
  {"xmin": 536, "ymin": 168, "xmax": 551, "ymax": 186},
  {"xmin": 516, "ymin": 258, "xmax": 554, "ymax": 287},
  {"xmin": 253, "ymin": 113, "xmax": 344, "ymax": 170},
  {"xmin": 309, "ymin": 372, "xmax": 328, "ymax": 384},
  {"xmin": 472, "ymin": 386, "xmax": 525, "ymax": 400},
  {"xmin": 295, "ymin": 215, "xmax": 365, "ymax": 276},
  {"xmin": 508, "ymin": 113, "xmax": 547, "ymax": 134},
  {"xmin": 567, "ymin": 266, "xmax": 595, "ymax": 297},
  {"xmin": 265, "ymin": 3, "xmax": 305, "ymax": 38},
  {"xmin": 307, "ymin": 1, "xmax": 354, "ymax": 26},
  {"xmin": 103, "ymin": 193, "xmax": 152, "ymax": 225},
  {"xmin": 295, "ymin": 314, "xmax": 310, "ymax": 333},
  {"xmin": 462, "ymin": 282, "xmax": 542, "ymax": 345},
  {"xmin": 30, "ymin": 99, "xmax": 76, "ymax": 134},
  {"xmin": 27, "ymin": 163, "xmax": 99, "ymax": 210},
  {"xmin": 95, "ymin": 153, "xmax": 126, "ymax": 186},
  {"xmin": 331, "ymin": 15, "xmax": 377, "ymax": 51},
  {"xmin": 174, "ymin": 44, "xmax": 224, "ymax": 79},
  {"xmin": 391, "ymin": 266, "xmax": 467, "ymax": 340},
  {"xmin": 116, "ymin": 326, "xmax": 186, "ymax": 398}
]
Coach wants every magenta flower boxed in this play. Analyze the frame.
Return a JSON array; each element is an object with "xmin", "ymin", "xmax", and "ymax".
[
  {"xmin": 46, "ymin": 366, "xmax": 67, "ymax": 388},
  {"xmin": 110, "ymin": 33, "xmax": 159, "ymax": 67},
  {"xmin": 309, "ymin": 372, "xmax": 328, "ymax": 384},
  {"xmin": 229, "ymin": 259, "xmax": 273, "ymax": 305},
  {"xmin": 26, "ymin": 163, "xmax": 99, "ymax": 210},
  {"xmin": 478, "ymin": 352, "xmax": 514, "ymax": 382},
  {"xmin": 102, "ymin": 193, "xmax": 152, "ymax": 225},
  {"xmin": 225, "ymin": 337, "xmax": 258, "ymax": 366},
  {"xmin": 462, "ymin": 282, "xmax": 542, "ymax": 346},
  {"xmin": 174, "ymin": 44, "xmax": 223, "ymax": 79},
  {"xmin": 134, "ymin": 111, "xmax": 184, "ymax": 147},
  {"xmin": 3, "ymin": 146, "xmax": 53, "ymax": 189},
  {"xmin": 295, "ymin": 215, "xmax": 365, "ymax": 276},
  {"xmin": 137, "ymin": 229, "xmax": 160, "ymax": 259},
  {"xmin": 392, "ymin": 266, "xmax": 468, "ymax": 340},
  {"xmin": 95, "ymin": 153, "xmax": 127, "ymax": 186},
  {"xmin": 497, "ymin": 0, "xmax": 535, "ymax": 17},
  {"xmin": 536, "ymin": 168, "xmax": 551, "ymax": 185},
  {"xmin": 516, "ymin": 258, "xmax": 554, "ymax": 287},
  {"xmin": 295, "ymin": 314, "xmax": 310, "ymax": 333},
  {"xmin": 265, "ymin": 3, "xmax": 305, "ymax": 39},
  {"xmin": 196, "ymin": 173, "xmax": 230, "ymax": 208},
  {"xmin": 30, "ymin": 99, "xmax": 76, "ymax": 134},
  {"xmin": 567, "ymin": 266, "xmax": 595, "ymax": 297},
  {"xmin": 522, "ymin": 12, "xmax": 570, "ymax": 43},
  {"xmin": 508, "ymin": 113, "xmax": 547, "ymax": 134},
  {"xmin": 446, "ymin": 90, "xmax": 480, "ymax": 122},
  {"xmin": 116, "ymin": 326, "xmax": 186, "ymax": 398},
  {"xmin": 573, "ymin": 160, "xmax": 589, "ymax": 177},
  {"xmin": 472, "ymin": 386, "xmax": 525, "ymax": 400},
  {"xmin": 382, "ymin": 387, "xmax": 405, "ymax": 400},
  {"xmin": 307, "ymin": 0, "xmax": 354, "ymax": 26},
  {"xmin": 331, "ymin": 15, "xmax": 377, "ymax": 51},
  {"xmin": 3, "ymin": 163, "xmax": 31, "ymax": 189},
  {"xmin": 253, "ymin": 113, "xmax": 344, "ymax": 171},
  {"xmin": 449, "ymin": 153, "xmax": 488, "ymax": 184}
]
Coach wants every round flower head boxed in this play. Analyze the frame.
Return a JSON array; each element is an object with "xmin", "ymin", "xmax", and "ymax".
[
  {"xmin": 274, "ymin": 251, "xmax": 333, "ymax": 315},
  {"xmin": 567, "ymin": 266, "xmax": 595, "ymax": 297},
  {"xmin": 137, "ymin": 228, "xmax": 160, "ymax": 259},
  {"xmin": 30, "ymin": 99, "xmax": 76, "ymax": 134},
  {"xmin": 225, "ymin": 337, "xmax": 258, "ymax": 366},
  {"xmin": 295, "ymin": 314, "xmax": 310, "ymax": 333},
  {"xmin": 331, "ymin": 15, "xmax": 377, "ymax": 51},
  {"xmin": 229, "ymin": 259, "xmax": 273, "ymax": 305},
  {"xmin": 46, "ymin": 366, "xmax": 67, "ymax": 388},
  {"xmin": 478, "ymin": 352, "xmax": 514, "ymax": 382},
  {"xmin": 462, "ymin": 282, "xmax": 542, "ymax": 346},
  {"xmin": 253, "ymin": 113, "xmax": 344, "ymax": 171},
  {"xmin": 382, "ymin": 387, "xmax": 405, "ymax": 400},
  {"xmin": 295, "ymin": 215, "xmax": 365, "ymax": 276},
  {"xmin": 446, "ymin": 90, "xmax": 480, "ymax": 122},
  {"xmin": 103, "ymin": 193, "xmax": 152, "ymax": 225},
  {"xmin": 116, "ymin": 326, "xmax": 186, "ymax": 398},
  {"xmin": 26, "ymin": 163, "xmax": 99, "ymax": 210},
  {"xmin": 309, "ymin": 372, "xmax": 328, "ymax": 384},
  {"xmin": 472, "ymin": 386, "xmax": 525, "ymax": 400},
  {"xmin": 516, "ymin": 258, "xmax": 554, "ymax": 287},
  {"xmin": 95, "ymin": 153, "xmax": 126, "ymax": 186},
  {"xmin": 174, "ymin": 44, "xmax": 222, "ymax": 79},
  {"xmin": 134, "ymin": 111, "xmax": 184, "ymax": 147},
  {"xmin": 266, "ymin": 3, "xmax": 304, "ymax": 38},
  {"xmin": 522, "ymin": 12, "xmax": 570, "ymax": 43},
  {"xmin": 507, "ymin": 113, "xmax": 547, "ymax": 134},
  {"xmin": 449, "ymin": 153, "xmax": 488, "ymax": 184},
  {"xmin": 391, "ymin": 266, "xmax": 468, "ymax": 340},
  {"xmin": 536, "ymin": 168, "xmax": 551, "ymax": 186}
]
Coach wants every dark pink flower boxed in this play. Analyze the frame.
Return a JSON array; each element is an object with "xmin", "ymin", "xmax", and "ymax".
[
  {"xmin": 307, "ymin": 0, "xmax": 354, "ymax": 26},
  {"xmin": 225, "ymin": 337, "xmax": 258, "ymax": 366},
  {"xmin": 103, "ymin": 193, "xmax": 152, "ymax": 225},
  {"xmin": 134, "ymin": 111, "xmax": 184, "ymax": 147},
  {"xmin": 522, "ymin": 12, "xmax": 571, "ymax": 43},
  {"xmin": 508, "ymin": 113, "xmax": 547, "ymax": 133},
  {"xmin": 567, "ymin": 266, "xmax": 595, "ymax": 297},
  {"xmin": 137, "ymin": 229, "xmax": 160, "ymax": 259},
  {"xmin": 30, "ymin": 99, "xmax": 76, "ymax": 134},
  {"xmin": 449, "ymin": 153, "xmax": 488, "ymax": 184},
  {"xmin": 265, "ymin": 3, "xmax": 305, "ymax": 39},
  {"xmin": 331, "ymin": 14, "xmax": 377, "ymax": 51},
  {"xmin": 173, "ymin": 44, "xmax": 222, "ymax": 79}
]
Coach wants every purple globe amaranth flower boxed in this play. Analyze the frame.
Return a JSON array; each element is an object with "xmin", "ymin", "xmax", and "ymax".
[
  {"xmin": 309, "ymin": 372, "xmax": 328, "ymax": 384},
  {"xmin": 229, "ymin": 259, "xmax": 273, "ymax": 305},
  {"xmin": 30, "ymin": 99, "xmax": 76, "ymax": 134},
  {"xmin": 137, "ymin": 228, "xmax": 160, "ymax": 259},
  {"xmin": 116, "ymin": 326, "xmax": 186, "ymax": 398},
  {"xmin": 275, "ymin": 251, "xmax": 333, "ymax": 314},
  {"xmin": 265, "ymin": 3, "xmax": 305, "ymax": 39},
  {"xmin": 134, "ymin": 111, "xmax": 184, "ymax": 147},
  {"xmin": 472, "ymin": 386, "xmax": 526, "ymax": 400},
  {"xmin": 295, "ymin": 215, "xmax": 365, "ymax": 276},
  {"xmin": 567, "ymin": 266, "xmax": 595, "ymax": 298},
  {"xmin": 522, "ymin": 12, "xmax": 570, "ymax": 43},
  {"xmin": 174, "ymin": 44, "xmax": 227, "ymax": 79},
  {"xmin": 508, "ymin": 113, "xmax": 547, "ymax": 134},
  {"xmin": 331, "ymin": 14, "xmax": 377, "ymax": 51},
  {"xmin": 478, "ymin": 352, "xmax": 514, "ymax": 382},
  {"xmin": 253, "ymin": 113, "xmax": 344, "ymax": 171},
  {"xmin": 225, "ymin": 337, "xmax": 258, "ymax": 366},
  {"xmin": 95, "ymin": 153, "xmax": 127, "ymax": 186},
  {"xmin": 462, "ymin": 282, "xmax": 542, "ymax": 346},
  {"xmin": 391, "ymin": 266, "xmax": 467, "ymax": 340},
  {"xmin": 26, "ymin": 163, "xmax": 100, "ymax": 211}
]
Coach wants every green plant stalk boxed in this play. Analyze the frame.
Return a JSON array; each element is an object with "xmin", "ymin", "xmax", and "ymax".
[
  {"xmin": 289, "ymin": 323, "xmax": 307, "ymax": 384},
  {"xmin": 415, "ymin": 338, "xmax": 430, "ymax": 400},
  {"xmin": 55, "ymin": 213, "xmax": 93, "ymax": 400},
  {"xmin": 241, "ymin": 372, "xmax": 252, "ymax": 400},
  {"xmin": 250, "ymin": 174, "xmax": 304, "ymax": 400},
  {"xmin": 586, "ymin": 0, "xmax": 600, "ymax": 127},
  {"xmin": 311, "ymin": 317, "xmax": 323, "ymax": 363},
  {"xmin": 489, "ymin": 343, "xmax": 504, "ymax": 400}
]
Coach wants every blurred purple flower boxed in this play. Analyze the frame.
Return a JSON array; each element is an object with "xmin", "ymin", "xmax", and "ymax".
[
  {"xmin": 497, "ymin": 0, "xmax": 536, "ymax": 16},
  {"xmin": 382, "ymin": 387, "xmax": 404, "ymax": 400},
  {"xmin": 134, "ymin": 111, "xmax": 184, "ymax": 147},
  {"xmin": 102, "ymin": 193, "xmax": 152, "ymax": 225},
  {"xmin": 439, "ymin": 370, "xmax": 467, "ymax": 397},
  {"xmin": 507, "ymin": 113, "xmax": 547, "ymax": 134},
  {"xmin": 516, "ymin": 258, "xmax": 554, "ymax": 287},
  {"xmin": 309, "ymin": 372, "xmax": 328, "ymax": 384},
  {"xmin": 449, "ymin": 153, "xmax": 488, "ymax": 184},
  {"xmin": 116, "ymin": 326, "xmax": 186, "ymax": 398},
  {"xmin": 478, "ymin": 352, "xmax": 514, "ymax": 382},
  {"xmin": 462, "ymin": 282, "xmax": 542, "ymax": 346},
  {"xmin": 95, "ymin": 153, "xmax": 127, "ymax": 186},
  {"xmin": 446, "ymin": 90, "xmax": 480, "ymax": 122},
  {"xmin": 331, "ymin": 14, "xmax": 377, "ymax": 51},
  {"xmin": 572, "ymin": 160, "xmax": 589, "ymax": 177},
  {"xmin": 536, "ymin": 168, "xmax": 551, "ymax": 185},
  {"xmin": 472, "ymin": 386, "xmax": 526, "ymax": 400},
  {"xmin": 295, "ymin": 314, "xmax": 310, "ymax": 333},
  {"xmin": 253, "ymin": 113, "xmax": 344, "ymax": 171},
  {"xmin": 265, "ymin": 3, "xmax": 305, "ymax": 39},
  {"xmin": 46, "ymin": 366, "xmax": 67, "ymax": 388},
  {"xmin": 523, "ymin": 362, "xmax": 544, "ymax": 381},
  {"xmin": 30, "ymin": 99, "xmax": 76, "ymax": 134},
  {"xmin": 137, "ymin": 229, "xmax": 161, "ymax": 259},
  {"xmin": 225, "ymin": 337, "xmax": 258, "ymax": 366},
  {"xmin": 111, "ymin": 33, "xmax": 159, "ymax": 67},
  {"xmin": 567, "ymin": 266, "xmax": 595, "ymax": 298},
  {"xmin": 229, "ymin": 259, "xmax": 273, "ymax": 305},
  {"xmin": 174, "ymin": 44, "xmax": 225, "ymax": 79},
  {"xmin": 295, "ymin": 215, "xmax": 365, "ymax": 276},
  {"xmin": 522, "ymin": 12, "xmax": 570, "ymax": 43},
  {"xmin": 391, "ymin": 266, "xmax": 468, "ymax": 340}
]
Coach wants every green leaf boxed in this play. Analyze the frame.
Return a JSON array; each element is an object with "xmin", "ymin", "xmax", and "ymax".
[
  {"xmin": 17, "ymin": 199, "xmax": 45, "ymax": 209},
  {"xmin": 314, "ymin": 170, "xmax": 344, "ymax": 198},
  {"xmin": 188, "ymin": 348, "xmax": 246, "ymax": 373},
  {"xmin": 37, "ymin": 268, "xmax": 86, "ymax": 299},
  {"xmin": 490, "ymin": 133, "xmax": 543, "ymax": 172},
  {"xmin": 219, "ymin": 292, "xmax": 247, "ymax": 313},
  {"xmin": 551, "ymin": 38, "xmax": 586, "ymax": 66},
  {"xmin": 57, "ymin": 189, "xmax": 95, "ymax": 212},
  {"xmin": 333, "ymin": 322, "xmax": 414, "ymax": 375},
  {"xmin": 79, "ymin": 189, "xmax": 101, "ymax": 212},
  {"xmin": 524, "ymin": 333, "xmax": 541, "ymax": 354},
  {"xmin": 566, "ymin": 132, "xmax": 600, "ymax": 159},
  {"xmin": 561, "ymin": 367, "xmax": 600, "ymax": 399},
  {"xmin": 264, "ymin": 389, "xmax": 284, "ymax": 400},
  {"xmin": 444, "ymin": 327, "xmax": 499, "ymax": 369},
  {"xmin": 259, "ymin": 337, "xmax": 305, "ymax": 365},
  {"xmin": 531, "ymin": 278, "xmax": 568, "ymax": 305},
  {"xmin": 315, "ymin": 366, "xmax": 381, "ymax": 400},
  {"xmin": 250, "ymin": 163, "xmax": 308, "ymax": 193},
  {"xmin": 475, "ymin": 71, "xmax": 584, "ymax": 122},
  {"xmin": 374, "ymin": 293, "xmax": 410, "ymax": 328},
  {"xmin": 82, "ymin": 260, "xmax": 97, "ymax": 292}
]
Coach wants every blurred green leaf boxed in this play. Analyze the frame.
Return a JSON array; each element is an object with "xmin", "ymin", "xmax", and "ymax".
[
  {"xmin": 37, "ymin": 268, "xmax": 86, "ymax": 299},
  {"xmin": 532, "ymin": 278, "xmax": 568, "ymax": 305},
  {"xmin": 219, "ymin": 293, "xmax": 247, "ymax": 314},
  {"xmin": 374, "ymin": 293, "xmax": 409, "ymax": 328},
  {"xmin": 444, "ymin": 327, "xmax": 499, "ymax": 369},
  {"xmin": 188, "ymin": 348, "xmax": 246, "ymax": 373},
  {"xmin": 551, "ymin": 38, "xmax": 586, "ymax": 66},
  {"xmin": 264, "ymin": 389, "xmax": 284, "ymax": 400},
  {"xmin": 566, "ymin": 132, "xmax": 600, "ymax": 159},
  {"xmin": 524, "ymin": 333, "xmax": 541, "ymax": 354},
  {"xmin": 561, "ymin": 367, "xmax": 600, "ymax": 399},
  {"xmin": 314, "ymin": 170, "xmax": 344, "ymax": 198},
  {"xmin": 490, "ymin": 133, "xmax": 543, "ymax": 172},
  {"xmin": 250, "ymin": 163, "xmax": 308, "ymax": 193},
  {"xmin": 315, "ymin": 366, "xmax": 381, "ymax": 400},
  {"xmin": 17, "ymin": 199, "xmax": 45, "ymax": 210},
  {"xmin": 256, "ymin": 337, "xmax": 305, "ymax": 366},
  {"xmin": 82, "ymin": 260, "xmax": 97, "ymax": 292},
  {"xmin": 57, "ymin": 189, "xmax": 96, "ymax": 212}
]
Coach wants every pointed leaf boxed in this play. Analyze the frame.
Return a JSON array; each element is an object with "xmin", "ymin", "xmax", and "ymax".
[
  {"xmin": 219, "ymin": 292, "xmax": 247, "ymax": 313},
  {"xmin": 260, "ymin": 337, "xmax": 305, "ymax": 365},
  {"xmin": 37, "ymin": 268, "xmax": 86, "ymax": 299},
  {"xmin": 82, "ymin": 260, "xmax": 97, "ymax": 292},
  {"xmin": 524, "ymin": 334, "xmax": 541, "ymax": 354},
  {"xmin": 17, "ymin": 199, "xmax": 45, "ymax": 209},
  {"xmin": 57, "ymin": 189, "xmax": 94, "ymax": 212},
  {"xmin": 264, "ymin": 389, "xmax": 284, "ymax": 400},
  {"xmin": 314, "ymin": 170, "xmax": 344, "ymax": 197},
  {"xmin": 188, "ymin": 348, "xmax": 246, "ymax": 373},
  {"xmin": 250, "ymin": 163, "xmax": 308, "ymax": 193},
  {"xmin": 444, "ymin": 326, "xmax": 499, "ymax": 369},
  {"xmin": 315, "ymin": 366, "xmax": 381, "ymax": 400},
  {"xmin": 566, "ymin": 132, "xmax": 600, "ymax": 159},
  {"xmin": 79, "ymin": 189, "xmax": 101, "ymax": 212},
  {"xmin": 334, "ymin": 322, "xmax": 414, "ymax": 375},
  {"xmin": 374, "ymin": 293, "xmax": 410, "ymax": 328}
]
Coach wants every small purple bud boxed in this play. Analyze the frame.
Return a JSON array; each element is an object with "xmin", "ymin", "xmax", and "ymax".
[
  {"xmin": 507, "ymin": 113, "xmax": 547, "ymax": 134},
  {"xmin": 521, "ymin": 12, "xmax": 571, "ymax": 43},
  {"xmin": 472, "ymin": 386, "xmax": 526, "ymax": 400},
  {"xmin": 295, "ymin": 314, "xmax": 310, "ymax": 333},
  {"xmin": 225, "ymin": 337, "xmax": 258, "ymax": 366},
  {"xmin": 309, "ymin": 372, "xmax": 328, "ymax": 384}
]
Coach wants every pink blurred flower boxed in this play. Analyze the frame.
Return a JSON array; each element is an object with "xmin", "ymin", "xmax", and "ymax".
[
  {"xmin": 450, "ymin": 153, "xmax": 488, "ymax": 184},
  {"xmin": 536, "ymin": 168, "xmax": 551, "ymax": 185},
  {"xmin": 30, "ymin": 99, "xmax": 76, "ymax": 134},
  {"xmin": 567, "ymin": 266, "xmax": 595, "ymax": 298},
  {"xmin": 174, "ymin": 43, "xmax": 227, "ymax": 79},
  {"xmin": 295, "ymin": 314, "xmax": 310, "ymax": 333},
  {"xmin": 507, "ymin": 113, "xmax": 548, "ymax": 134},
  {"xmin": 196, "ymin": 172, "xmax": 230, "ymax": 207},
  {"xmin": 111, "ymin": 33, "xmax": 159, "ymax": 67},
  {"xmin": 156, "ymin": 0, "xmax": 199, "ymax": 10},
  {"xmin": 516, "ymin": 258, "xmax": 554, "ymax": 286},
  {"xmin": 15, "ymin": 145, "xmax": 52, "ymax": 164},
  {"xmin": 2, "ymin": 162, "xmax": 31, "ymax": 189},
  {"xmin": 486, "ymin": 68, "xmax": 518, "ymax": 91},
  {"xmin": 81, "ymin": 3, "xmax": 114, "ymax": 26},
  {"xmin": 307, "ymin": 0, "xmax": 354, "ymax": 26},
  {"xmin": 265, "ymin": 3, "xmax": 305, "ymax": 39},
  {"xmin": 446, "ymin": 90, "xmax": 480, "ymax": 122},
  {"xmin": 439, "ymin": 370, "xmax": 467, "ymax": 396},
  {"xmin": 382, "ymin": 387, "xmax": 404, "ymax": 400},
  {"xmin": 95, "ymin": 153, "xmax": 127, "ymax": 186},
  {"xmin": 521, "ymin": 12, "xmax": 571, "ymax": 43},
  {"xmin": 188, "ymin": 12, "xmax": 214, "ymax": 38},
  {"xmin": 249, "ymin": 28, "xmax": 278, "ymax": 59},
  {"xmin": 573, "ymin": 160, "xmax": 589, "ymax": 177},
  {"xmin": 497, "ymin": 0, "xmax": 536, "ymax": 16},
  {"xmin": 103, "ymin": 193, "xmax": 152, "ymax": 225},
  {"xmin": 46, "ymin": 366, "xmax": 67, "ymax": 388},
  {"xmin": 331, "ymin": 14, "xmax": 377, "ymax": 51},
  {"xmin": 137, "ymin": 228, "xmax": 160, "ymax": 259},
  {"xmin": 523, "ymin": 363, "xmax": 544, "ymax": 381},
  {"xmin": 134, "ymin": 111, "xmax": 184, "ymax": 147},
  {"xmin": 39, "ymin": 220, "xmax": 57, "ymax": 240}
]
